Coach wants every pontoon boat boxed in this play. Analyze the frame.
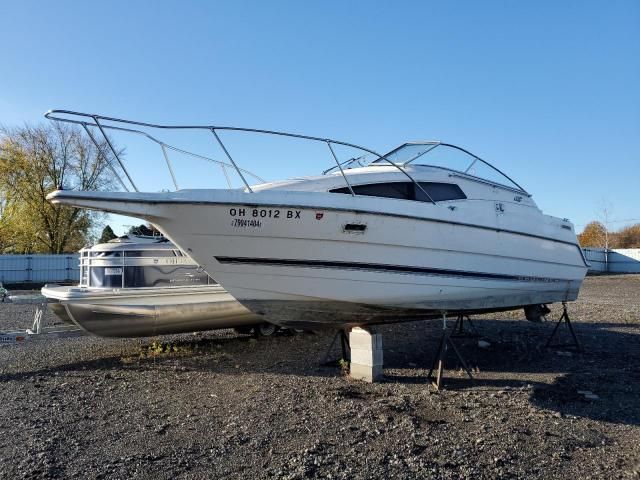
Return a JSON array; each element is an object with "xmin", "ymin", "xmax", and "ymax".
[{"xmin": 42, "ymin": 235, "xmax": 265, "ymax": 336}]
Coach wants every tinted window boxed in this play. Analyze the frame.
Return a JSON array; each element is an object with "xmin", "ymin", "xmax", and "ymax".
[
  {"xmin": 331, "ymin": 181, "xmax": 466, "ymax": 202},
  {"xmin": 91, "ymin": 251, "xmax": 121, "ymax": 257},
  {"xmin": 331, "ymin": 182, "xmax": 412, "ymax": 200},
  {"xmin": 125, "ymin": 250, "xmax": 176, "ymax": 258},
  {"xmin": 415, "ymin": 182, "xmax": 466, "ymax": 202}
]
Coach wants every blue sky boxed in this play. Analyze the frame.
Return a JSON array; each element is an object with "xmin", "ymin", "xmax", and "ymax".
[{"xmin": 1, "ymin": 1, "xmax": 638, "ymax": 235}]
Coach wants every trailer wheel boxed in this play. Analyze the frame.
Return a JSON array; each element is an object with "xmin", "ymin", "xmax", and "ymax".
[{"xmin": 256, "ymin": 322, "xmax": 279, "ymax": 337}]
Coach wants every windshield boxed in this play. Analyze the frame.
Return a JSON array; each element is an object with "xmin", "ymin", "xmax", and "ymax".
[{"xmin": 371, "ymin": 142, "xmax": 526, "ymax": 193}]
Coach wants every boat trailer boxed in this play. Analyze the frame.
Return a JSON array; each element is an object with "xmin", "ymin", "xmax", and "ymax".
[{"xmin": 0, "ymin": 292, "xmax": 83, "ymax": 344}]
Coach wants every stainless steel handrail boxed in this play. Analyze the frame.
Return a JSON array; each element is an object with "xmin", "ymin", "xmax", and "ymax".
[
  {"xmin": 46, "ymin": 112, "xmax": 265, "ymax": 191},
  {"xmin": 44, "ymin": 109, "xmax": 470, "ymax": 204},
  {"xmin": 322, "ymin": 155, "xmax": 368, "ymax": 175},
  {"xmin": 91, "ymin": 122, "xmax": 266, "ymax": 187}
]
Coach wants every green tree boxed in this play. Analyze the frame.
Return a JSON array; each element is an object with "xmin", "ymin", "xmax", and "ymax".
[
  {"xmin": 128, "ymin": 224, "xmax": 161, "ymax": 237},
  {"xmin": 0, "ymin": 123, "xmax": 121, "ymax": 253},
  {"xmin": 98, "ymin": 225, "xmax": 118, "ymax": 244}
]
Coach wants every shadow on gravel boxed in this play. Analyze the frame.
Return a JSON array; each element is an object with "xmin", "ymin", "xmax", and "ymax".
[
  {"xmin": 0, "ymin": 332, "xmax": 341, "ymax": 382},
  {"xmin": 2, "ymin": 317, "xmax": 639, "ymax": 426},
  {"xmin": 0, "ymin": 356, "xmax": 125, "ymax": 383},
  {"xmin": 381, "ymin": 318, "xmax": 640, "ymax": 426}
]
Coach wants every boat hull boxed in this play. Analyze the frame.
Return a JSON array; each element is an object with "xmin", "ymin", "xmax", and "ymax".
[{"xmin": 47, "ymin": 190, "xmax": 589, "ymax": 328}]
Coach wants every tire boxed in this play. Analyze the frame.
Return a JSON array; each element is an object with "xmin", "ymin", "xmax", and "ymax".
[{"xmin": 256, "ymin": 322, "xmax": 279, "ymax": 337}]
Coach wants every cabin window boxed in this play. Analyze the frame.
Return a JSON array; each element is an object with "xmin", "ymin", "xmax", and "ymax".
[
  {"xmin": 415, "ymin": 182, "xmax": 466, "ymax": 202},
  {"xmin": 90, "ymin": 251, "xmax": 121, "ymax": 257},
  {"xmin": 125, "ymin": 250, "xmax": 177, "ymax": 258},
  {"xmin": 330, "ymin": 181, "xmax": 466, "ymax": 202},
  {"xmin": 330, "ymin": 182, "xmax": 412, "ymax": 200}
]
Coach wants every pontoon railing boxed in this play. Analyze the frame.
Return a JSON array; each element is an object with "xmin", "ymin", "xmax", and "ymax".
[
  {"xmin": 44, "ymin": 109, "xmax": 440, "ymax": 204},
  {"xmin": 78, "ymin": 246, "xmax": 213, "ymax": 288}
]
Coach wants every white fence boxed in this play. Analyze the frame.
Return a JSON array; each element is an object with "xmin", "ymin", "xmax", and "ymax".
[
  {"xmin": 0, "ymin": 248, "xmax": 638, "ymax": 285},
  {"xmin": 0, "ymin": 254, "xmax": 80, "ymax": 284},
  {"xmin": 583, "ymin": 248, "xmax": 640, "ymax": 273}
]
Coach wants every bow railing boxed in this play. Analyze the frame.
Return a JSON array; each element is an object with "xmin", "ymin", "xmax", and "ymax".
[{"xmin": 44, "ymin": 109, "xmax": 439, "ymax": 203}]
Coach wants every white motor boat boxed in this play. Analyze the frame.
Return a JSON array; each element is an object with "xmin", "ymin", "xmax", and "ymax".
[
  {"xmin": 42, "ymin": 235, "xmax": 264, "ymax": 337},
  {"xmin": 45, "ymin": 110, "xmax": 589, "ymax": 328}
]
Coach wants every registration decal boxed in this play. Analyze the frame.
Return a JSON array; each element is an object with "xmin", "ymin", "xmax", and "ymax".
[
  {"xmin": 229, "ymin": 207, "xmax": 302, "ymax": 221},
  {"xmin": 231, "ymin": 218, "xmax": 263, "ymax": 228}
]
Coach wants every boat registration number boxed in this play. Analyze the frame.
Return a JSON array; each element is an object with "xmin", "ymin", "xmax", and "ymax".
[{"xmin": 229, "ymin": 208, "xmax": 301, "ymax": 228}]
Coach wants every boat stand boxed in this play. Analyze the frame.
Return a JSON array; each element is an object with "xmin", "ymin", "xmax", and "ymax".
[
  {"xmin": 427, "ymin": 313, "xmax": 474, "ymax": 390},
  {"xmin": 450, "ymin": 314, "xmax": 479, "ymax": 338},
  {"xmin": 322, "ymin": 329, "xmax": 350, "ymax": 365},
  {"xmin": 27, "ymin": 303, "xmax": 47, "ymax": 334},
  {"xmin": 545, "ymin": 302, "xmax": 582, "ymax": 352}
]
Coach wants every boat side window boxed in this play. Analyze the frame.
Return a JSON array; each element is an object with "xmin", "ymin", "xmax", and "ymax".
[
  {"xmin": 414, "ymin": 182, "xmax": 466, "ymax": 202},
  {"xmin": 330, "ymin": 181, "xmax": 465, "ymax": 202},
  {"xmin": 125, "ymin": 250, "xmax": 176, "ymax": 258},
  {"xmin": 330, "ymin": 182, "xmax": 412, "ymax": 200},
  {"xmin": 91, "ymin": 251, "xmax": 121, "ymax": 257},
  {"xmin": 89, "ymin": 267, "xmax": 123, "ymax": 288}
]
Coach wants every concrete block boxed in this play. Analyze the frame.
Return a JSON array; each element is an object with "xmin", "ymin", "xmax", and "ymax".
[
  {"xmin": 349, "ymin": 327, "xmax": 383, "ymax": 350},
  {"xmin": 350, "ymin": 347, "xmax": 383, "ymax": 367},
  {"xmin": 350, "ymin": 363, "xmax": 383, "ymax": 383},
  {"xmin": 349, "ymin": 328, "xmax": 373, "ymax": 349},
  {"xmin": 349, "ymin": 327, "xmax": 384, "ymax": 383}
]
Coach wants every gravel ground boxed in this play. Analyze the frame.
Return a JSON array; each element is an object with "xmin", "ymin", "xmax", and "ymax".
[{"xmin": 0, "ymin": 275, "xmax": 639, "ymax": 479}]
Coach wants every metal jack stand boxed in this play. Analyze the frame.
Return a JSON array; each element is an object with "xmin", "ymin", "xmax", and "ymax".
[
  {"xmin": 26, "ymin": 303, "xmax": 47, "ymax": 334},
  {"xmin": 545, "ymin": 302, "xmax": 582, "ymax": 352},
  {"xmin": 451, "ymin": 314, "xmax": 479, "ymax": 338},
  {"xmin": 322, "ymin": 329, "xmax": 350, "ymax": 365},
  {"xmin": 428, "ymin": 313, "xmax": 474, "ymax": 390}
]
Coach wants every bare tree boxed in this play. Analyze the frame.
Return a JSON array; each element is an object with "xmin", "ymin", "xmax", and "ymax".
[{"xmin": 597, "ymin": 198, "xmax": 614, "ymax": 251}]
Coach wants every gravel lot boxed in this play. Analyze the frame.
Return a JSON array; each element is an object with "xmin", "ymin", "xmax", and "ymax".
[{"xmin": 1, "ymin": 275, "xmax": 639, "ymax": 479}]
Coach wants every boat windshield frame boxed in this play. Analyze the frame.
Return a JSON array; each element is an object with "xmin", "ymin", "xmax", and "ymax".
[
  {"xmin": 44, "ymin": 109, "xmax": 529, "ymax": 203},
  {"xmin": 370, "ymin": 142, "xmax": 527, "ymax": 194}
]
